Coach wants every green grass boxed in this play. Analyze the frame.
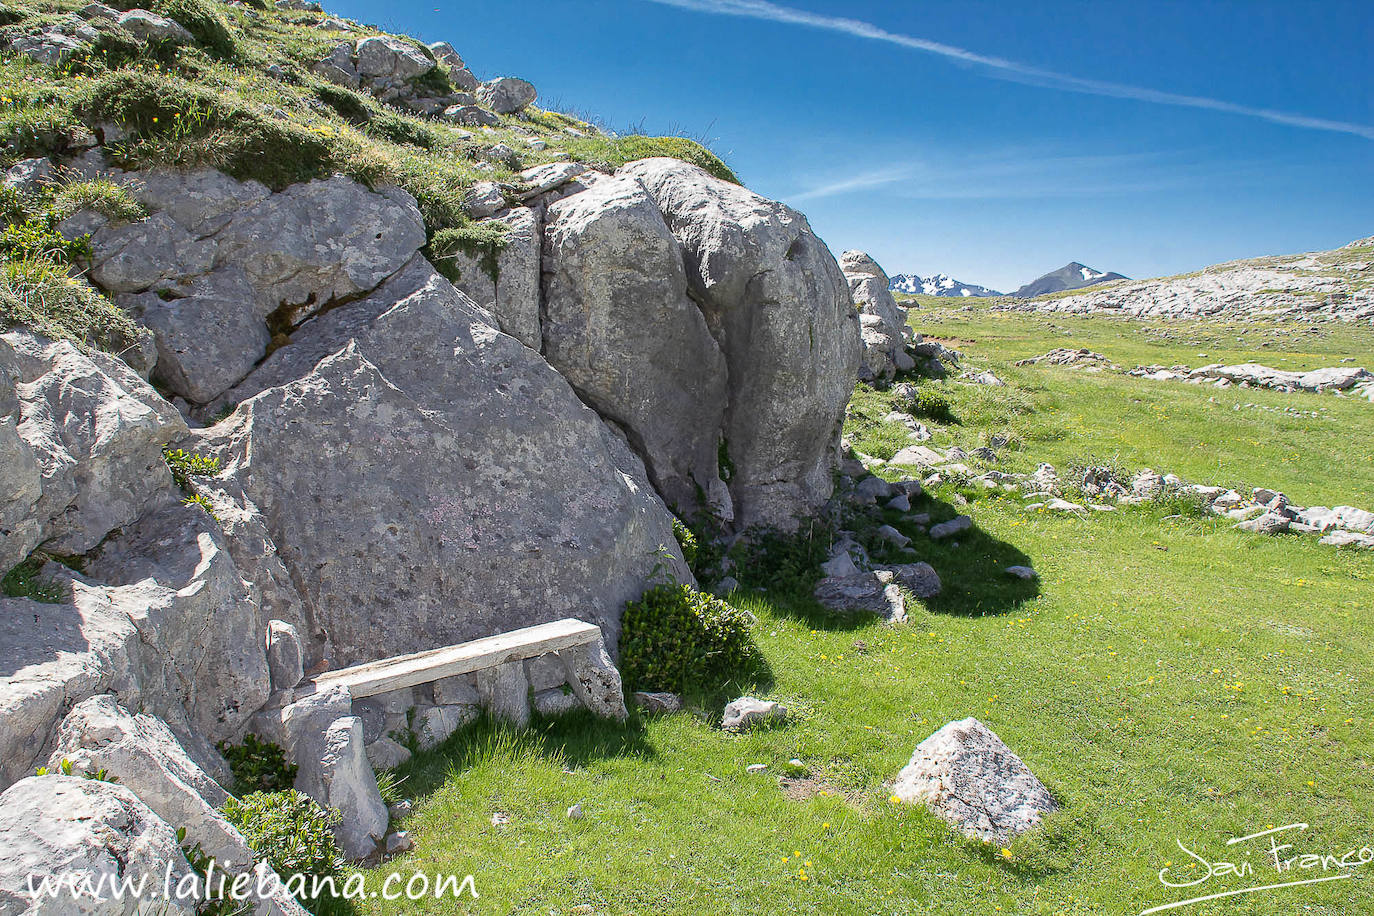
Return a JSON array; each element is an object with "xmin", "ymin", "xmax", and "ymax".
[
  {"xmin": 873, "ymin": 300, "xmax": 1374, "ymax": 508},
  {"xmin": 361, "ymin": 310, "xmax": 1374, "ymax": 914}
]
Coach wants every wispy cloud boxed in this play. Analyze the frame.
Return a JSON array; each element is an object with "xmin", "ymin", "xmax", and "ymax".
[
  {"xmin": 645, "ymin": 0, "xmax": 1374, "ymax": 141},
  {"xmin": 788, "ymin": 150, "xmax": 1246, "ymax": 202}
]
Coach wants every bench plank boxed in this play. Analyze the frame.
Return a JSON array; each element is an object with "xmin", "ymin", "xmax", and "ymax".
[{"xmin": 312, "ymin": 618, "xmax": 602, "ymax": 700}]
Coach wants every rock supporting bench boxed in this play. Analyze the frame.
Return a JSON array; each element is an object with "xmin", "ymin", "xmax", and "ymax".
[{"xmin": 252, "ymin": 619, "xmax": 628, "ymax": 859}]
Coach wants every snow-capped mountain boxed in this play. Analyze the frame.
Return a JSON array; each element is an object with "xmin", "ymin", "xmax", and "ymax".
[
  {"xmin": 888, "ymin": 273, "xmax": 1003, "ymax": 298},
  {"xmin": 1012, "ymin": 262, "xmax": 1127, "ymax": 299}
]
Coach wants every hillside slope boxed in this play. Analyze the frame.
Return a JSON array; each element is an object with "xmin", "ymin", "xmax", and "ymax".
[{"xmin": 1017, "ymin": 236, "xmax": 1374, "ymax": 320}]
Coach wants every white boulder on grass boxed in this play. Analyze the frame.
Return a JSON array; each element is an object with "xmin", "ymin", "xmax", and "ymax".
[
  {"xmin": 721, "ymin": 697, "xmax": 787, "ymax": 732},
  {"xmin": 892, "ymin": 717, "xmax": 1057, "ymax": 844}
]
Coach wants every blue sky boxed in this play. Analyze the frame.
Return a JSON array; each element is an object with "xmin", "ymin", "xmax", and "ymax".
[{"xmin": 332, "ymin": 0, "xmax": 1373, "ymax": 292}]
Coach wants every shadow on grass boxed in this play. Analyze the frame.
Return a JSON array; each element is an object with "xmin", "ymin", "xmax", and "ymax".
[
  {"xmin": 728, "ymin": 486, "xmax": 1041, "ymax": 628},
  {"xmin": 901, "ymin": 490, "xmax": 1042, "ymax": 617},
  {"xmin": 392, "ymin": 709, "xmax": 658, "ymax": 800}
]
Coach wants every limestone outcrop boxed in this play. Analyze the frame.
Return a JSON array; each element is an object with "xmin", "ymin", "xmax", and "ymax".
[
  {"xmin": 193, "ymin": 255, "xmax": 688, "ymax": 665},
  {"xmin": 841, "ymin": 250, "xmax": 913, "ymax": 382},
  {"xmin": 576, "ymin": 158, "xmax": 861, "ymax": 529}
]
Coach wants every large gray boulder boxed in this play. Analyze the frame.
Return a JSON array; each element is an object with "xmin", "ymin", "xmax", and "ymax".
[
  {"xmin": 619, "ymin": 158, "xmax": 860, "ymax": 530},
  {"xmin": 835, "ymin": 247, "xmax": 912, "ymax": 376},
  {"xmin": 0, "ymin": 776, "xmax": 197, "ymax": 914},
  {"xmin": 444, "ymin": 207, "xmax": 543, "ymax": 350},
  {"xmin": 85, "ymin": 502, "xmax": 272, "ymax": 744},
  {"xmin": 842, "ymin": 250, "xmax": 909, "ymax": 382},
  {"xmin": 85, "ymin": 170, "xmax": 425, "ymax": 404},
  {"xmin": 543, "ymin": 175, "xmax": 731, "ymax": 517},
  {"xmin": 196, "ymin": 256, "xmax": 688, "ymax": 664},
  {"xmin": 478, "ymin": 77, "xmax": 537, "ymax": 114},
  {"xmin": 46, "ymin": 696, "xmax": 252, "ymax": 872},
  {"xmin": 355, "ymin": 36, "xmax": 434, "ymax": 81},
  {"xmin": 892, "ymin": 717, "xmax": 1057, "ymax": 843},
  {"xmin": 2, "ymin": 333, "xmax": 185, "ymax": 556}
]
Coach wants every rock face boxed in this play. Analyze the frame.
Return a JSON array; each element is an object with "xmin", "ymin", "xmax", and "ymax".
[
  {"xmin": 46, "ymin": 696, "xmax": 253, "ymax": 872},
  {"xmin": 543, "ymin": 174, "xmax": 730, "ymax": 517},
  {"xmin": 892, "ymin": 718, "xmax": 1057, "ymax": 843},
  {"xmin": 85, "ymin": 502, "xmax": 272, "ymax": 745},
  {"xmin": 445, "ymin": 206, "xmax": 543, "ymax": 350},
  {"xmin": 0, "ymin": 776, "xmax": 196, "ymax": 914},
  {"xmin": 611, "ymin": 158, "xmax": 861, "ymax": 529},
  {"xmin": 85, "ymin": 170, "xmax": 426, "ymax": 405},
  {"xmin": 2, "ymin": 334, "xmax": 185, "ymax": 557},
  {"xmin": 197, "ymin": 256, "xmax": 688, "ymax": 664},
  {"xmin": 842, "ymin": 251, "xmax": 911, "ymax": 382}
]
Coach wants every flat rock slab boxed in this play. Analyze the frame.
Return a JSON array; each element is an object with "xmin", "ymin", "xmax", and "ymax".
[{"xmin": 892, "ymin": 717, "xmax": 1056, "ymax": 844}]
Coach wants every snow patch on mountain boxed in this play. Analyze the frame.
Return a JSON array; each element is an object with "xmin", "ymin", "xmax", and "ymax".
[{"xmin": 889, "ymin": 273, "xmax": 1002, "ymax": 298}]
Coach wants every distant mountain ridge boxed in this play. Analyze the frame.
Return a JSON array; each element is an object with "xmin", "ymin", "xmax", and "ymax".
[
  {"xmin": 1012, "ymin": 262, "xmax": 1127, "ymax": 299},
  {"xmin": 889, "ymin": 273, "xmax": 1003, "ymax": 298}
]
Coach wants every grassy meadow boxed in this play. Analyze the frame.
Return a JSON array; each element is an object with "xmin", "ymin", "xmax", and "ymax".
[{"xmin": 363, "ymin": 303, "xmax": 1374, "ymax": 915}]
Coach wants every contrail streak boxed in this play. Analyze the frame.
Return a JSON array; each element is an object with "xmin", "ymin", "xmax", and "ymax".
[{"xmin": 645, "ymin": 0, "xmax": 1374, "ymax": 140}]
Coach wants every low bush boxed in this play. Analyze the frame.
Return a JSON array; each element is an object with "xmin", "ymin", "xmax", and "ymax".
[
  {"xmin": 155, "ymin": 0, "xmax": 238, "ymax": 59},
  {"xmin": 219, "ymin": 733, "xmax": 298, "ymax": 793},
  {"xmin": 620, "ymin": 582, "xmax": 758, "ymax": 695},
  {"xmin": 896, "ymin": 385, "xmax": 956, "ymax": 424},
  {"xmin": 48, "ymin": 179, "xmax": 148, "ymax": 224},
  {"xmin": 730, "ymin": 520, "xmax": 830, "ymax": 598},
  {"xmin": 427, "ymin": 222, "xmax": 509, "ymax": 284},
  {"xmin": 562, "ymin": 134, "xmax": 739, "ymax": 185},
  {"xmin": 221, "ymin": 790, "xmax": 343, "ymax": 911},
  {"xmin": 671, "ymin": 518, "xmax": 698, "ymax": 567}
]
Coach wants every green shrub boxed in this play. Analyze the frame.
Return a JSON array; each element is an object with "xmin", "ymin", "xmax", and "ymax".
[
  {"xmin": 219, "ymin": 734, "xmax": 298, "ymax": 793},
  {"xmin": 155, "ymin": 0, "xmax": 238, "ymax": 59},
  {"xmin": 0, "ymin": 219, "xmax": 89, "ymax": 263},
  {"xmin": 221, "ymin": 790, "xmax": 343, "ymax": 910},
  {"xmin": 182, "ymin": 493, "xmax": 220, "ymax": 521},
  {"xmin": 896, "ymin": 385, "xmax": 956, "ymax": 424},
  {"xmin": 620, "ymin": 583, "xmax": 758, "ymax": 694},
  {"xmin": 48, "ymin": 179, "xmax": 148, "ymax": 224},
  {"xmin": 80, "ymin": 72, "xmax": 339, "ymax": 191},
  {"xmin": 427, "ymin": 222, "xmax": 509, "ymax": 283},
  {"xmin": 0, "ymin": 4, "xmax": 25, "ymax": 27},
  {"xmin": 365, "ymin": 111, "xmax": 444, "ymax": 150},
  {"xmin": 162, "ymin": 447, "xmax": 220, "ymax": 491},
  {"xmin": 315, "ymin": 84, "xmax": 371, "ymax": 124},
  {"xmin": 2, "ymin": 556, "xmax": 67, "ymax": 604}
]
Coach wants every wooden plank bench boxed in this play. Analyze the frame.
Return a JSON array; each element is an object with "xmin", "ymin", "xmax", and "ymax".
[{"xmin": 312, "ymin": 618, "xmax": 603, "ymax": 700}]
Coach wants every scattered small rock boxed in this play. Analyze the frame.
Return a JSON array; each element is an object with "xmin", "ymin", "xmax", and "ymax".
[{"xmin": 721, "ymin": 697, "xmax": 787, "ymax": 732}]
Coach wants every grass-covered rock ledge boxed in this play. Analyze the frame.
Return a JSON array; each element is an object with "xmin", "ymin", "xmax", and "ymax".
[{"xmin": 0, "ymin": 0, "xmax": 1372, "ymax": 914}]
